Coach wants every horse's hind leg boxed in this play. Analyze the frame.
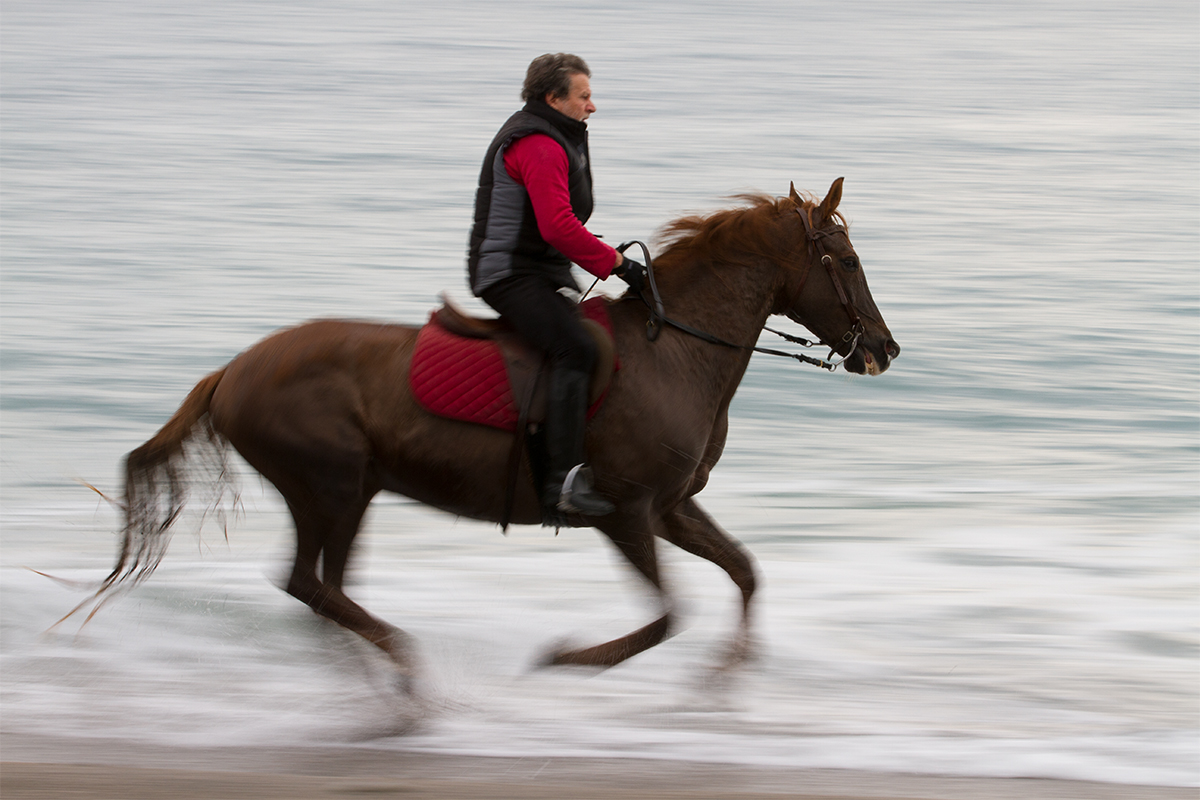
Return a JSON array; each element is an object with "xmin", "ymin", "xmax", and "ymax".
[
  {"xmin": 661, "ymin": 497, "xmax": 759, "ymax": 666},
  {"xmin": 285, "ymin": 496, "xmax": 415, "ymax": 680},
  {"xmin": 545, "ymin": 511, "xmax": 673, "ymax": 668}
]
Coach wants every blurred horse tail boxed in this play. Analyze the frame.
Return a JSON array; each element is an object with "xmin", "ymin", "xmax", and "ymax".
[{"xmin": 63, "ymin": 367, "xmax": 235, "ymax": 625}]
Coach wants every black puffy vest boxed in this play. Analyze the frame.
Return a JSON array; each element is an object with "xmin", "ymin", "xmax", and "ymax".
[{"xmin": 467, "ymin": 101, "xmax": 594, "ymax": 295}]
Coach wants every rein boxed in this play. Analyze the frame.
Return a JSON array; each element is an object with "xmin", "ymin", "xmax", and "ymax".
[{"xmin": 615, "ymin": 208, "xmax": 864, "ymax": 372}]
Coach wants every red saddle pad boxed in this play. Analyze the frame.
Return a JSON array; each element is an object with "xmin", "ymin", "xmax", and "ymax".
[{"xmin": 410, "ymin": 297, "xmax": 615, "ymax": 432}]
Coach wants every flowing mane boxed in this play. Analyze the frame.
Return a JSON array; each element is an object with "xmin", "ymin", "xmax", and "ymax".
[{"xmin": 654, "ymin": 192, "xmax": 847, "ymax": 269}]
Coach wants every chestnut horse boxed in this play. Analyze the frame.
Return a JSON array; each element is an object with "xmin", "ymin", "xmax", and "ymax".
[{"xmin": 83, "ymin": 179, "xmax": 898, "ymax": 681}]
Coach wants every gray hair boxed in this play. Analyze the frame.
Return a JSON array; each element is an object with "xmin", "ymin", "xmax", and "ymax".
[{"xmin": 521, "ymin": 53, "xmax": 590, "ymax": 103}]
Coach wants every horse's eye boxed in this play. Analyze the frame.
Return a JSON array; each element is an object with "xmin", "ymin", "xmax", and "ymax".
[{"xmin": 841, "ymin": 257, "xmax": 859, "ymax": 271}]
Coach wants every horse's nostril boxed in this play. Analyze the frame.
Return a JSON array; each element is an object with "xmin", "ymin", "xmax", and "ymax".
[{"xmin": 886, "ymin": 340, "xmax": 900, "ymax": 358}]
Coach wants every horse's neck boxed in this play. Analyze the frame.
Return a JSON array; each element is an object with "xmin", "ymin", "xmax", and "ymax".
[
  {"xmin": 656, "ymin": 257, "xmax": 779, "ymax": 346},
  {"xmin": 643, "ymin": 257, "xmax": 780, "ymax": 389}
]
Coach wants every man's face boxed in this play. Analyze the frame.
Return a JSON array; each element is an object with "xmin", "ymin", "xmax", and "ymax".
[{"xmin": 546, "ymin": 73, "xmax": 595, "ymax": 122}]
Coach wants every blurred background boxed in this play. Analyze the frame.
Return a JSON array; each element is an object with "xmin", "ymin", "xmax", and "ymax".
[{"xmin": 2, "ymin": 0, "xmax": 1196, "ymax": 786}]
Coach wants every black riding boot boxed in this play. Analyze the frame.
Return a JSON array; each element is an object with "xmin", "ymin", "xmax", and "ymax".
[{"xmin": 544, "ymin": 367, "xmax": 615, "ymax": 518}]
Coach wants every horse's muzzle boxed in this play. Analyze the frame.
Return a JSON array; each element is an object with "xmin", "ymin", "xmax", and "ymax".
[{"xmin": 849, "ymin": 337, "xmax": 900, "ymax": 376}]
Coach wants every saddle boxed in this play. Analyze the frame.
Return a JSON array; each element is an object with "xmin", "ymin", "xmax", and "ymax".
[{"xmin": 410, "ymin": 295, "xmax": 618, "ymax": 432}]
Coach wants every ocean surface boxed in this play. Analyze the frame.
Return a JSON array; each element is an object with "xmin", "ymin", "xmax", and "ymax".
[{"xmin": 2, "ymin": 0, "xmax": 1197, "ymax": 787}]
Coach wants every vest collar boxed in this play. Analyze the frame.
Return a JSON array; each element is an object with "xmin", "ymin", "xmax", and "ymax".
[{"xmin": 522, "ymin": 100, "xmax": 588, "ymax": 148}]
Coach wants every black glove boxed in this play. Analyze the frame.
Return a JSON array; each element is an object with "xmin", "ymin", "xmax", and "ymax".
[{"xmin": 614, "ymin": 257, "xmax": 647, "ymax": 296}]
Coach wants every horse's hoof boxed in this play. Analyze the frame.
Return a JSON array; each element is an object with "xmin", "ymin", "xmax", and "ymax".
[
  {"xmin": 535, "ymin": 639, "xmax": 573, "ymax": 668},
  {"xmin": 380, "ymin": 630, "xmax": 420, "ymax": 694},
  {"xmin": 395, "ymin": 670, "xmax": 416, "ymax": 696},
  {"xmin": 718, "ymin": 630, "xmax": 760, "ymax": 671}
]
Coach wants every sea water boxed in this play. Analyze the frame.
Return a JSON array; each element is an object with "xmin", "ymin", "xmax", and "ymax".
[{"xmin": 2, "ymin": 0, "xmax": 1197, "ymax": 786}]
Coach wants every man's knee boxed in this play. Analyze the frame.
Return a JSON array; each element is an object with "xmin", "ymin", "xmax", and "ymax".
[{"xmin": 551, "ymin": 333, "xmax": 597, "ymax": 373}]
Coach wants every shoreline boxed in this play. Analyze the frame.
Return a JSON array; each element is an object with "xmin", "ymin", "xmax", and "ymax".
[{"xmin": 2, "ymin": 734, "xmax": 1193, "ymax": 800}]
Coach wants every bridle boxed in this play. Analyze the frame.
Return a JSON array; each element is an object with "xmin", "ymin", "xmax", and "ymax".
[
  {"xmin": 611, "ymin": 206, "xmax": 865, "ymax": 372},
  {"xmin": 789, "ymin": 205, "xmax": 865, "ymax": 361}
]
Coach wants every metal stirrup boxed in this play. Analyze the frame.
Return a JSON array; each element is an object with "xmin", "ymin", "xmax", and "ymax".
[{"xmin": 558, "ymin": 464, "xmax": 585, "ymax": 509}]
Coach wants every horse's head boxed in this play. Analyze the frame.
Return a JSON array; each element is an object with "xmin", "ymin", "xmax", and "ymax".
[{"xmin": 779, "ymin": 178, "xmax": 900, "ymax": 375}]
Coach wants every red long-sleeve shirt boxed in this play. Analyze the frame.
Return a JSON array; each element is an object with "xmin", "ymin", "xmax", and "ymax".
[{"xmin": 503, "ymin": 133, "xmax": 618, "ymax": 280}]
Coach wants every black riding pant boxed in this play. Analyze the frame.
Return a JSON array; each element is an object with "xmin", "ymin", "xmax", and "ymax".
[{"xmin": 479, "ymin": 275, "xmax": 597, "ymax": 374}]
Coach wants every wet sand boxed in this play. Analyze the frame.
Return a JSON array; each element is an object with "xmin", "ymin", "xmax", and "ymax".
[{"xmin": 1, "ymin": 734, "xmax": 1193, "ymax": 800}]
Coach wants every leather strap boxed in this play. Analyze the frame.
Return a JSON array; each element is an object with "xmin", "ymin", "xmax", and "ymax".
[{"xmin": 501, "ymin": 358, "xmax": 545, "ymax": 532}]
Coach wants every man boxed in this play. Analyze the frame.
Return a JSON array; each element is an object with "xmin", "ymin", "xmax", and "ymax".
[{"xmin": 467, "ymin": 53, "xmax": 645, "ymax": 519}]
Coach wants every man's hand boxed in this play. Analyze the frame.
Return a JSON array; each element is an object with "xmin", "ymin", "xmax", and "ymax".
[{"xmin": 613, "ymin": 257, "xmax": 647, "ymax": 296}]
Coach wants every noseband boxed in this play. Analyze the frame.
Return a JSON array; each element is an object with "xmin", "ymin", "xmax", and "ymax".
[{"xmin": 611, "ymin": 205, "xmax": 866, "ymax": 372}]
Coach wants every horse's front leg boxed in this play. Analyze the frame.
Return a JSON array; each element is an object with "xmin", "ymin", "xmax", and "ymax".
[
  {"xmin": 542, "ymin": 506, "xmax": 674, "ymax": 668},
  {"xmin": 660, "ymin": 496, "xmax": 759, "ymax": 668}
]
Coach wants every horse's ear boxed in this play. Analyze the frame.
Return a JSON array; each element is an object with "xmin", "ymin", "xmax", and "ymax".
[
  {"xmin": 817, "ymin": 177, "xmax": 844, "ymax": 222},
  {"xmin": 788, "ymin": 181, "xmax": 803, "ymax": 205}
]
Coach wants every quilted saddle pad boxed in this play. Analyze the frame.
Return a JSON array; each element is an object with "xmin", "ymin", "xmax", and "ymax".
[{"xmin": 409, "ymin": 297, "xmax": 615, "ymax": 432}]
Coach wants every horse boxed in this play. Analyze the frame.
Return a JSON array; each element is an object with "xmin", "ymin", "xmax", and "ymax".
[{"xmin": 77, "ymin": 178, "xmax": 899, "ymax": 682}]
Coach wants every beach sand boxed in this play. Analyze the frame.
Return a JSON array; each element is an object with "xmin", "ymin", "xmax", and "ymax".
[{"xmin": 1, "ymin": 734, "xmax": 1193, "ymax": 800}]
